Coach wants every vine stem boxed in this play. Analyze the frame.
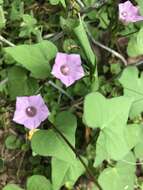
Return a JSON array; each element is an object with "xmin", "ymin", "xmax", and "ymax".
[
  {"xmin": 0, "ymin": 35, "xmax": 15, "ymax": 47},
  {"xmin": 86, "ymin": 28, "xmax": 128, "ymax": 65},
  {"xmin": 51, "ymin": 124, "xmax": 102, "ymax": 190},
  {"xmin": 47, "ymin": 80, "xmax": 74, "ymax": 101}
]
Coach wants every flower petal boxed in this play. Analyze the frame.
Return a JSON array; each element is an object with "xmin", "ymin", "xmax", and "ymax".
[
  {"xmin": 51, "ymin": 53, "xmax": 84, "ymax": 87},
  {"xmin": 119, "ymin": 1, "xmax": 143, "ymax": 23},
  {"xmin": 13, "ymin": 94, "xmax": 50, "ymax": 129},
  {"xmin": 16, "ymin": 97, "xmax": 29, "ymax": 111}
]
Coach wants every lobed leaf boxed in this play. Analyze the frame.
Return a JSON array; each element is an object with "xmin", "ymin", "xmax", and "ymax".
[
  {"xmin": 119, "ymin": 66, "xmax": 143, "ymax": 118},
  {"xmin": 83, "ymin": 92, "xmax": 133, "ymax": 165}
]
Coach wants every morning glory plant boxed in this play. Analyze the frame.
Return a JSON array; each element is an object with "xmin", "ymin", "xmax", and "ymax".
[{"xmin": 2, "ymin": 0, "xmax": 143, "ymax": 190}]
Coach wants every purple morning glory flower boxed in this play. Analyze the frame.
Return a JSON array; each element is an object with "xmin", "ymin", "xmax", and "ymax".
[
  {"xmin": 119, "ymin": 1, "xmax": 143, "ymax": 23},
  {"xmin": 51, "ymin": 53, "xmax": 85, "ymax": 87},
  {"xmin": 13, "ymin": 94, "xmax": 50, "ymax": 129}
]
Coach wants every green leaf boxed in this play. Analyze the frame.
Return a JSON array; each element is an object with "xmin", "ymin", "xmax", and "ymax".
[
  {"xmin": 10, "ymin": 0, "xmax": 23, "ymax": 21},
  {"xmin": 8, "ymin": 66, "xmax": 38, "ymax": 100},
  {"xmin": 83, "ymin": 92, "xmax": 133, "ymax": 164},
  {"xmin": 119, "ymin": 66, "xmax": 143, "ymax": 118},
  {"xmin": 136, "ymin": 28, "xmax": 143, "ymax": 53},
  {"xmin": 19, "ymin": 14, "xmax": 37, "ymax": 37},
  {"xmin": 60, "ymin": 0, "xmax": 66, "ymax": 7},
  {"xmin": 135, "ymin": 141, "xmax": 143, "ymax": 160},
  {"xmin": 60, "ymin": 17, "xmax": 78, "ymax": 32},
  {"xmin": 84, "ymin": 92, "xmax": 132, "ymax": 129},
  {"xmin": 127, "ymin": 36, "xmax": 140, "ymax": 57},
  {"xmin": 49, "ymin": 0, "xmax": 59, "ymax": 5},
  {"xmin": 5, "ymin": 135, "xmax": 21, "ymax": 150},
  {"xmin": 31, "ymin": 129, "xmax": 75, "ymax": 163},
  {"xmin": 91, "ymin": 186, "xmax": 99, "ymax": 190},
  {"xmin": 31, "ymin": 112, "xmax": 77, "ymax": 163},
  {"xmin": 8, "ymin": 66, "xmax": 28, "ymax": 99},
  {"xmin": 27, "ymin": 175, "xmax": 52, "ymax": 190},
  {"xmin": 134, "ymin": 141, "xmax": 143, "ymax": 159},
  {"xmin": 94, "ymin": 124, "xmax": 141, "ymax": 166},
  {"xmin": 22, "ymin": 14, "xmax": 37, "ymax": 26},
  {"xmin": 93, "ymin": 132, "xmax": 109, "ymax": 167},
  {"xmin": 73, "ymin": 18, "xmax": 96, "ymax": 66},
  {"xmin": 98, "ymin": 152, "xmax": 136, "ymax": 190},
  {"xmin": 135, "ymin": 0, "xmax": 143, "ymax": 14},
  {"xmin": 54, "ymin": 111, "xmax": 77, "ymax": 146},
  {"xmin": 49, "ymin": 0, "xmax": 66, "ymax": 7},
  {"xmin": 5, "ymin": 41, "xmax": 57, "ymax": 79},
  {"xmin": 52, "ymin": 157, "xmax": 86, "ymax": 190},
  {"xmin": 134, "ymin": 126, "xmax": 143, "ymax": 159},
  {"xmin": 125, "ymin": 124, "xmax": 142, "ymax": 150},
  {"xmin": 3, "ymin": 184, "xmax": 23, "ymax": 190},
  {"xmin": 0, "ymin": 6, "xmax": 6, "ymax": 28},
  {"xmin": 127, "ymin": 28, "xmax": 143, "ymax": 57}
]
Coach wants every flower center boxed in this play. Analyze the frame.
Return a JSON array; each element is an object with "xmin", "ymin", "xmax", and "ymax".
[
  {"xmin": 121, "ymin": 11, "xmax": 127, "ymax": 17},
  {"xmin": 25, "ymin": 106, "xmax": 37, "ymax": 117},
  {"xmin": 60, "ymin": 64, "xmax": 70, "ymax": 76}
]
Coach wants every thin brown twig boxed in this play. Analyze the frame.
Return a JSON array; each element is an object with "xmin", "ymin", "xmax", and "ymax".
[
  {"xmin": 16, "ymin": 152, "xmax": 26, "ymax": 182},
  {"xmin": 7, "ymin": 151, "xmax": 22, "ymax": 162}
]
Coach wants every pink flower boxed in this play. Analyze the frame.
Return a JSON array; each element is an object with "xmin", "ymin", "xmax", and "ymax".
[
  {"xmin": 119, "ymin": 1, "xmax": 143, "ymax": 23},
  {"xmin": 13, "ymin": 94, "xmax": 50, "ymax": 129},
  {"xmin": 51, "ymin": 53, "xmax": 85, "ymax": 87}
]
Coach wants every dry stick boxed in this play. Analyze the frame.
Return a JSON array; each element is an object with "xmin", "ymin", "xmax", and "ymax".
[
  {"xmin": 51, "ymin": 124, "xmax": 103, "ymax": 190},
  {"xmin": 16, "ymin": 152, "xmax": 26, "ymax": 181},
  {"xmin": 7, "ymin": 151, "xmax": 22, "ymax": 162},
  {"xmin": 86, "ymin": 27, "xmax": 128, "ymax": 65}
]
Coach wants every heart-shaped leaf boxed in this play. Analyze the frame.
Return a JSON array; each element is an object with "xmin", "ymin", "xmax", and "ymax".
[
  {"xmin": 5, "ymin": 40, "xmax": 57, "ymax": 79},
  {"xmin": 31, "ymin": 112, "xmax": 77, "ymax": 163},
  {"xmin": 98, "ymin": 152, "xmax": 136, "ymax": 190}
]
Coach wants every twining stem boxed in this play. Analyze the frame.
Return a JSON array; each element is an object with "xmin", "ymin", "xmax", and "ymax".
[
  {"xmin": 51, "ymin": 124, "xmax": 103, "ymax": 190},
  {"xmin": 86, "ymin": 28, "xmax": 128, "ymax": 65},
  {"xmin": 0, "ymin": 35, "xmax": 15, "ymax": 47},
  {"xmin": 47, "ymin": 80, "xmax": 74, "ymax": 101},
  {"xmin": 16, "ymin": 152, "xmax": 26, "ymax": 181}
]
